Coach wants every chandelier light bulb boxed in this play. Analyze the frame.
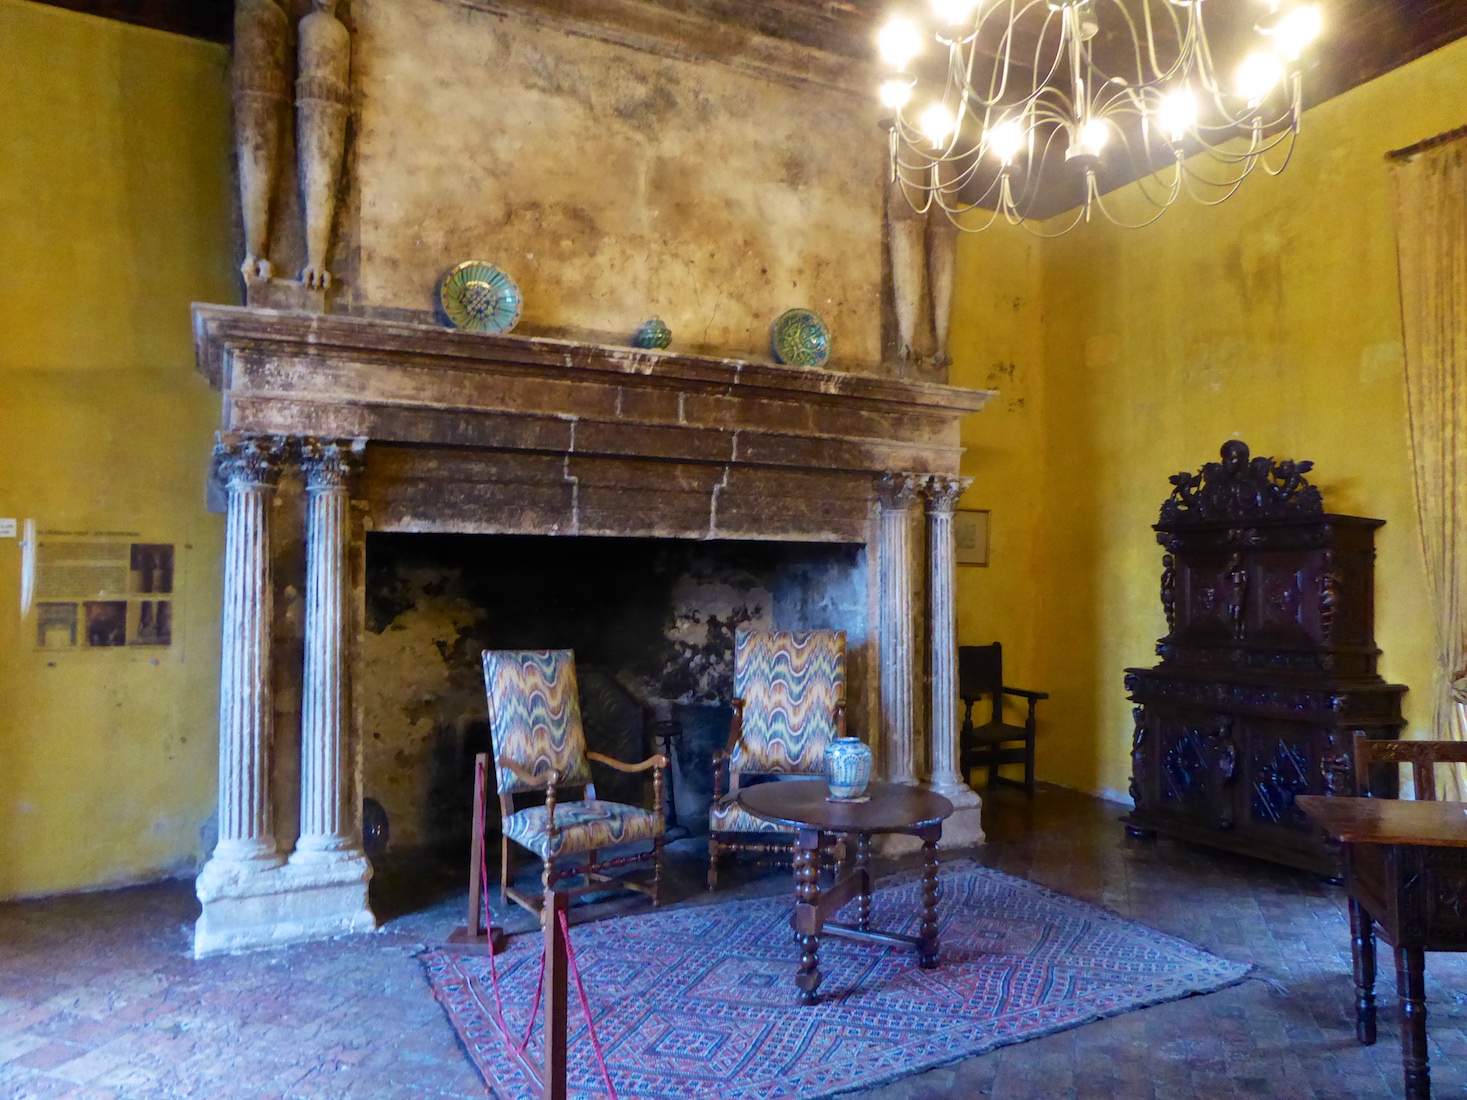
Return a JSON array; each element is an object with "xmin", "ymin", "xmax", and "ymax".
[
  {"xmin": 1272, "ymin": 5, "xmax": 1322, "ymax": 60},
  {"xmin": 987, "ymin": 119, "xmax": 1027, "ymax": 165},
  {"xmin": 1156, "ymin": 88, "xmax": 1198, "ymax": 143},
  {"xmin": 880, "ymin": 79, "xmax": 914, "ymax": 110},
  {"xmin": 930, "ymin": 0, "xmax": 980, "ymax": 26},
  {"xmin": 1078, "ymin": 117, "xmax": 1109, "ymax": 155},
  {"xmin": 1237, "ymin": 51, "xmax": 1285, "ymax": 104},
  {"xmin": 878, "ymin": 17, "xmax": 923, "ymax": 70},
  {"xmin": 920, "ymin": 103, "xmax": 957, "ymax": 146}
]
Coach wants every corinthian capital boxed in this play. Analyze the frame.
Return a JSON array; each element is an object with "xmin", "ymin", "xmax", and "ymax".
[
  {"xmin": 212, "ymin": 433, "xmax": 289, "ymax": 492},
  {"xmin": 923, "ymin": 474, "xmax": 972, "ymax": 514},
  {"xmin": 874, "ymin": 472, "xmax": 925, "ymax": 511},
  {"xmin": 299, "ymin": 437, "xmax": 366, "ymax": 493}
]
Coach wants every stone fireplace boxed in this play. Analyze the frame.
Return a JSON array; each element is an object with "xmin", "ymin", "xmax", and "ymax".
[{"xmin": 190, "ymin": 304, "xmax": 992, "ymax": 956}]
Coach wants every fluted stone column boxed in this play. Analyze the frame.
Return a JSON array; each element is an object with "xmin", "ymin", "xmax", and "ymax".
[
  {"xmin": 208, "ymin": 434, "xmax": 289, "ymax": 866},
  {"xmin": 875, "ymin": 473, "xmax": 922, "ymax": 784},
  {"xmin": 925, "ymin": 475, "xmax": 981, "ymax": 810},
  {"xmin": 196, "ymin": 434, "xmax": 374, "ymax": 957},
  {"xmin": 291, "ymin": 439, "xmax": 363, "ymax": 862}
]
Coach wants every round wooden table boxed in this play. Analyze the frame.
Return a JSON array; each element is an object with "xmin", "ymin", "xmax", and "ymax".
[{"xmin": 738, "ymin": 778, "xmax": 954, "ymax": 1005}]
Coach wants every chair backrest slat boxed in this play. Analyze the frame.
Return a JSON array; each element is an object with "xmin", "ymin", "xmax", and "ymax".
[{"xmin": 1352, "ymin": 732, "xmax": 1467, "ymax": 800}]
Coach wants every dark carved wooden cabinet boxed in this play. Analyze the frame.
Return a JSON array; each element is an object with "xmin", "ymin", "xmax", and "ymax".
[{"xmin": 1124, "ymin": 442, "xmax": 1407, "ymax": 877}]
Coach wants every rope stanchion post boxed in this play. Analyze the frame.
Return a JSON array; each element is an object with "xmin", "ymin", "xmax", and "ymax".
[
  {"xmin": 447, "ymin": 753, "xmax": 508, "ymax": 954},
  {"xmin": 542, "ymin": 888, "xmax": 569, "ymax": 1100}
]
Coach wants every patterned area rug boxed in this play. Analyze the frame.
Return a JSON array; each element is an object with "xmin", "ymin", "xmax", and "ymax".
[{"xmin": 422, "ymin": 863, "xmax": 1249, "ymax": 1099}]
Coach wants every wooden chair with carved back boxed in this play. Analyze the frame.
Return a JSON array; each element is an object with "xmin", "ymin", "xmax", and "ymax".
[
  {"xmin": 1353, "ymin": 732, "xmax": 1467, "ymax": 800},
  {"xmin": 481, "ymin": 648, "xmax": 667, "ymax": 921},
  {"xmin": 959, "ymin": 642, "xmax": 1048, "ymax": 794},
  {"xmin": 707, "ymin": 628, "xmax": 848, "ymax": 890}
]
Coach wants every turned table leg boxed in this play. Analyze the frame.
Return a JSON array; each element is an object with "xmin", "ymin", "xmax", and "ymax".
[
  {"xmin": 855, "ymin": 832, "xmax": 873, "ymax": 933},
  {"xmin": 794, "ymin": 831, "xmax": 822, "ymax": 1005},
  {"xmin": 918, "ymin": 829, "xmax": 940, "ymax": 970},
  {"xmin": 1395, "ymin": 944, "xmax": 1429, "ymax": 1099},
  {"xmin": 1349, "ymin": 897, "xmax": 1377, "ymax": 1045}
]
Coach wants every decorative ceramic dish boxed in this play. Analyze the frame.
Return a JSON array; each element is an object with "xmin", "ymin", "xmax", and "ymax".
[
  {"xmin": 770, "ymin": 308, "xmax": 831, "ymax": 368},
  {"xmin": 438, "ymin": 260, "xmax": 522, "ymax": 334}
]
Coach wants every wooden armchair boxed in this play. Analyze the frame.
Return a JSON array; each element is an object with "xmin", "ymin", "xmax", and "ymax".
[
  {"xmin": 481, "ymin": 649, "xmax": 666, "ymax": 920},
  {"xmin": 707, "ymin": 628, "xmax": 848, "ymax": 890},
  {"xmin": 959, "ymin": 642, "xmax": 1048, "ymax": 793}
]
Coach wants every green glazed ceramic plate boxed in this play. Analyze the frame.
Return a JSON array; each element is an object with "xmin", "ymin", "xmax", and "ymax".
[
  {"xmin": 438, "ymin": 261, "xmax": 523, "ymax": 334},
  {"xmin": 770, "ymin": 308, "xmax": 831, "ymax": 368}
]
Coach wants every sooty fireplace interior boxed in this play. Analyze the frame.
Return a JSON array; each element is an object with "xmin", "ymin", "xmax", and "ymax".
[{"xmin": 361, "ymin": 533, "xmax": 868, "ymax": 851}]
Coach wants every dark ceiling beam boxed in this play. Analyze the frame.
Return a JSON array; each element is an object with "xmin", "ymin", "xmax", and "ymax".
[{"xmin": 26, "ymin": 0, "xmax": 233, "ymax": 43}]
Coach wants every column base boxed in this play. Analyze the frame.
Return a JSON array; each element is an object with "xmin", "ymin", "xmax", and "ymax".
[
  {"xmin": 929, "ymin": 773, "xmax": 984, "ymax": 810},
  {"xmin": 194, "ymin": 853, "xmax": 375, "ymax": 958},
  {"xmin": 936, "ymin": 804, "xmax": 986, "ymax": 849}
]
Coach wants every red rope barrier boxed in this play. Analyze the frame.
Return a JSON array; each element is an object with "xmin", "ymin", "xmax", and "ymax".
[
  {"xmin": 560, "ymin": 907, "xmax": 619, "ymax": 1100},
  {"xmin": 467, "ymin": 755, "xmax": 614, "ymax": 1097}
]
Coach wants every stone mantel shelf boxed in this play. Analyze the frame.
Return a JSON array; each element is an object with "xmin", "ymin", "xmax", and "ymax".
[
  {"xmin": 193, "ymin": 305, "xmax": 993, "ymax": 428},
  {"xmin": 192, "ymin": 304, "xmax": 991, "ymax": 542}
]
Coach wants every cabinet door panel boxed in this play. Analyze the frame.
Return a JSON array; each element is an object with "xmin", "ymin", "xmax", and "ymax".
[
  {"xmin": 1244, "ymin": 723, "xmax": 1331, "ymax": 847},
  {"xmin": 1152, "ymin": 709, "xmax": 1238, "ymax": 831},
  {"xmin": 1177, "ymin": 556, "xmax": 1234, "ymax": 642},
  {"xmin": 1250, "ymin": 550, "xmax": 1322, "ymax": 646}
]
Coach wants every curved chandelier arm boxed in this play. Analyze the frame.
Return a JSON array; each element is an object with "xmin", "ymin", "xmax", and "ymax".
[{"xmin": 876, "ymin": 0, "xmax": 1318, "ymax": 233}]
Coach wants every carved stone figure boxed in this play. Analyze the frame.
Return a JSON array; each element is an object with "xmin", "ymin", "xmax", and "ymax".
[
  {"xmin": 886, "ymin": 177, "xmax": 928, "ymax": 366},
  {"xmin": 926, "ymin": 212, "xmax": 958, "ymax": 368},
  {"xmin": 296, "ymin": 0, "xmax": 351, "ymax": 290},
  {"xmin": 232, "ymin": 0, "xmax": 290, "ymax": 281}
]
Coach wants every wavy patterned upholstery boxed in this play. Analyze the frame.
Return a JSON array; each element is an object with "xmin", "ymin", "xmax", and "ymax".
[
  {"xmin": 708, "ymin": 796, "xmax": 784, "ymax": 835},
  {"xmin": 503, "ymin": 800, "xmax": 663, "ymax": 859},
  {"xmin": 483, "ymin": 649, "xmax": 593, "ymax": 795},
  {"xmin": 731, "ymin": 628, "xmax": 846, "ymax": 775}
]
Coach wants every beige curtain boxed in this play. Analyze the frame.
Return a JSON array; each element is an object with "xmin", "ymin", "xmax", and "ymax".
[{"xmin": 1392, "ymin": 135, "xmax": 1467, "ymax": 799}]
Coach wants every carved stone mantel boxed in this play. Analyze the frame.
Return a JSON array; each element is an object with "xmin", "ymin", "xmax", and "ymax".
[{"xmin": 191, "ymin": 304, "xmax": 994, "ymax": 954}]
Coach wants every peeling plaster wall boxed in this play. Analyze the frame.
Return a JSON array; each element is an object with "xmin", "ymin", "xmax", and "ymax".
[
  {"xmin": 341, "ymin": 0, "xmax": 886, "ymax": 366},
  {"xmin": 361, "ymin": 534, "xmax": 867, "ymax": 851}
]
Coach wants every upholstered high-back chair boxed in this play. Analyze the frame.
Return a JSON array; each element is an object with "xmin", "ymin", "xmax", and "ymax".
[
  {"xmin": 481, "ymin": 649, "xmax": 666, "ymax": 919},
  {"xmin": 707, "ymin": 628, "xmax": 847, "ymax": 889}
]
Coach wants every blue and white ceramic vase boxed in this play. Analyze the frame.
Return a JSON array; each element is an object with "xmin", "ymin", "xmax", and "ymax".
[{"xmin": 825, "ymin": 736, "xmax": 873, "ymax": 800}]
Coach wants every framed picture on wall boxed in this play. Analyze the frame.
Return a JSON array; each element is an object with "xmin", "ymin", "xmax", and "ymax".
[{"xmin": 954, "ymin": 509, "xmax": 990, "ymax": 566}]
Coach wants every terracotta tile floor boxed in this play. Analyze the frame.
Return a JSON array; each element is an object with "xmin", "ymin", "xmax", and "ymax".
[{"xmin": 2, "ymin": 786, "xmax": 1465, "ymax": 1099}]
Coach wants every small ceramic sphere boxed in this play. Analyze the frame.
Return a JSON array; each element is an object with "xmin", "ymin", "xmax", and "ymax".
[{"xmin": 633, "ymin": 317, "xmax": 673, "ymax": 350}]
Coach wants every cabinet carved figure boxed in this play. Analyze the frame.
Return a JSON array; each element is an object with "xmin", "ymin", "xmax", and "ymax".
[{"xmin": 1124, "ymin": 441, "xmax": 1407, "ymax": 877}]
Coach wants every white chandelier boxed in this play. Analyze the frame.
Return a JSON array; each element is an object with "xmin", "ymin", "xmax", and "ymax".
[{"xmin": 878, "ymin": 0, "xmax": 1323, "ymax": 233}]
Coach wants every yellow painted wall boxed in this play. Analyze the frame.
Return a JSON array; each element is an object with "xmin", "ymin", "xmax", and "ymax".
[
  {"xmin": 950, "ymin": 228, "xmax": 1046, "ymax": 696},
  {"xmin": 952, "ymin": 38, "xmax": 1467, "ymax": 801},
  {"xmin": 0, "ymin": 0, "xmax": 235, "ymax": 897}
]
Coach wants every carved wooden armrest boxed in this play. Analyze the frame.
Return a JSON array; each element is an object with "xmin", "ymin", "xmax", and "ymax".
[
  {"xmin": 721, "ymin": 699, "xmax": 747, "ymax": 756},
  {"xmin": 496, "ymin": 756, "xmax": 552, "ymax": 788},
  {"xmin": 586, "ymin": 751, "xmax": 668, "ymax": 773},
  {"xmin": 999, "ymin": 686, "xmax": 1049, "ymax": 702},
  {"xmin": 712, "ymin": 700, "xmax": 748, "ymax": 802}
]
